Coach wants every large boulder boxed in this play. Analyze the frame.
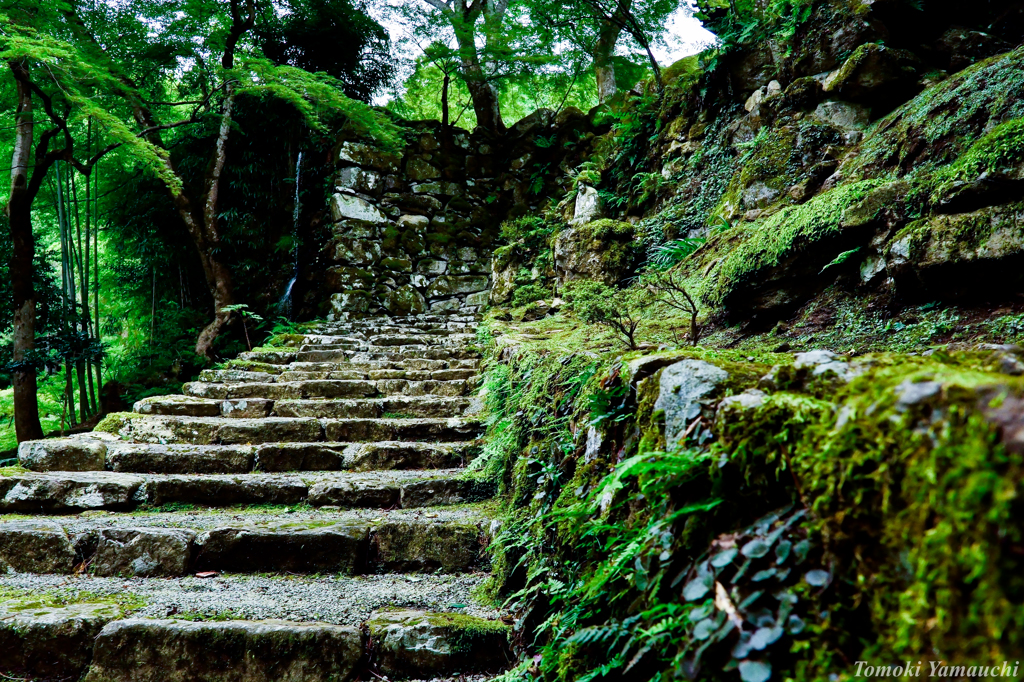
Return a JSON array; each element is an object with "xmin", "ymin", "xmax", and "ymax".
[{"xmin": 822, "ymin": 43, "xmax": 921, "ymax": 110}]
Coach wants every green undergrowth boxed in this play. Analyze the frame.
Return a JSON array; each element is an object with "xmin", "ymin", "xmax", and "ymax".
[{"xmin": 479, "ymin": 315, "xmax": 1024, "ymax": 680}]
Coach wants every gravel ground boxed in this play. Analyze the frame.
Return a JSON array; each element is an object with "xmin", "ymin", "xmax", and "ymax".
[
  {"xmin": 0, "ymin": 572, "xmax": 499, "ymax": 625},
  {"xmin": 0, "ymin": 503, "xmax": 495, "ymax": 533}
]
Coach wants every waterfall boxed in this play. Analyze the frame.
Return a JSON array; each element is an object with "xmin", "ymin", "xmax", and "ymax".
[{"xmin": 278, "ymin": 151, "xmax": 303, "ymax": 319}]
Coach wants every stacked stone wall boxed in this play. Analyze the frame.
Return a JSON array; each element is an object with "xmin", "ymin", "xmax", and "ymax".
[{"xmin": 322, "ymin": 110, "xmax": 602, "ymax": 319}]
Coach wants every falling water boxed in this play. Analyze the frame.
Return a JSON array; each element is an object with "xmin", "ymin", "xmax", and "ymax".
[{"xmin": 278, "ymin": 151, "xmax": 303, "ymax": 319}]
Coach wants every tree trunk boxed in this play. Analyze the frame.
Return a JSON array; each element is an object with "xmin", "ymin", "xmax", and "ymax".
[
  {"xmin": 454, "ymin": 23, "xmax": 505, "ymax": 134},
  {"xmin": 6, "ymin": 60, "xmax": 44, "ymax": 442},
  {"xmin": 594, "ymin": 18, "xmax": 622, "ymax": 103}
]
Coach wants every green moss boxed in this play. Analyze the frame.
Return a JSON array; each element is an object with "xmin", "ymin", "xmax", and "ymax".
[
  {"xmin": 703, "ymin": 179, "xmax": 881, "ymax": 307},
  {"xmin": 784, "ymin": 355, "xmax": 1024, "ymax": 664},
  {"xmin": 0, "ymin": 587, "xmax": 146, "ymax": 617},
  {"xmin": 850, "ymin": 45, "xmax": 1024, "ymax": 178},
  {"xmin": 263, "ymin": 334, "xmax": 306, "ymax": 348},
  {"xmin": 221, "ymin": 360, "xmax": 286, "ymax": 374},
  {"xmin": 93, "ymin": 412, "xmax": 135, "ymax": 435},
  {"xmin": 930, "ymin": 116, "xmax": 1024, "ymax": 197},
  {"xmin": 425, "ymin": 612, "xmax": 510, "ymax": 653}
]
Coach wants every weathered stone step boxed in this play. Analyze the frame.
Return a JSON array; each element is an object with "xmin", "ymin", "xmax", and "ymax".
[
  {"xmin": 324, "ymin": 417, "xmax": 482, "ymax": 443},
  {"xmin": 0, "ymin": 571, "xmax": 497, "ymax": 627},
  {"xmin": 184, "ymin": 379, "xmax": 378, "ymax": 400},
  {"xmin": 184, "ymin": 377, "xmax": 473, "ymax": 400},
  {"xmin": 134, "ymin": 395, "xmax": 274, "ymax": 418},
  {"xmin": 288, "ymin": 357, "xmax": 481, "ymax": 372},
  {"xmin": 101, "ymin": 414, "xmax": 480, "ymax": 447},
  {"xmin": 269, "ymin": 368, "xmax": 478, "ymax": 383},
  {"xmin": 0, "ymin": 469, "xmax": 495, "ymax": 512},
  {"xmin": 275, "ymin": 396, "xmax": 472, "ymax": 419},
  {"xmin": 109, "ymin": 414, "xmax": 324, "ymax": 445},
  {"xmin": 297, "ymin": 347, "xmax": 480, "ymax": 363},
  {"xmin": 0, "ymin": 580, "xmax": 505, "ymax": 681},
  {"xmin": 83, "ymin": 618, "xmax": 363, "ymax": 682},
  {"xmin": 20, "ymin": 437, "xmax": 480, "ymax": 473},
  {"xmin": 0, "ymin": 507, "xmax": 492, "ymax": 576}
]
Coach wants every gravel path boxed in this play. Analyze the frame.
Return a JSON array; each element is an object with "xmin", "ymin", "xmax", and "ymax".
[{"xmin": 0, "ymin": 572, "xmax": 499, "ymax": 625}]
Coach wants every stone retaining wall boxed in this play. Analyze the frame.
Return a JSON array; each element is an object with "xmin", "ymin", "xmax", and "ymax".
[{"xmin": 322, "ymin": 111, "xmax": 602, "ymax": 319}]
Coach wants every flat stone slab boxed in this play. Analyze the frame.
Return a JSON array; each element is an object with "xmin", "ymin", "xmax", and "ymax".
[
  {"xmin": 83, "ymin": 618, "xmax": 364, "ymax": 682},
  {"xmin": 0, "ymin": 599, "xmax": 121, "ymax": 679}
]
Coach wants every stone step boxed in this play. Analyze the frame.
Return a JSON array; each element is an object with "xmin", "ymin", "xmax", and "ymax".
[
  {"xmin": 274, "ymin": 396, "xmax": 472, "ymax": 419},
  {"xmin": 184, "ymin": 379, "xmax": 378, "ymax": 400},
  {"xmin": 275, "ymin": 368, "xmax": 479, "ymax": 382},
  {"xmin": 0, "ymin": 469, "xmax": 495, "ymax": 512},
  {"xmin": 0, "ymin": 507, "xmax": 492, "ymax": 576},
  {"xmin": 134, "ymin": 395, "xmax": 274, "ymax": 418},
  {"xmin": 101, "ymin": 414, "xmax": 481, "ymax": 446},
  {"xmin": 109, "ymin": 414, "xmax": 324, "ymax": 445},
  {"xmin": 297, "ymin": 347, "xmax": 480, "ymax": 363},
  {"xmin": 20, "ymin": 437, "xmax": 480, "ymax": 473},
  {"xmin": 323, "ymin": 417, "xmax": 482, "ymax": 443},
  {"xmin": 0, "ymin": 576, "xmax": 505, "ymax": 681},
  {"xmin": 184, "ymin": 377, "xmax": 473, "ymax": 400}
]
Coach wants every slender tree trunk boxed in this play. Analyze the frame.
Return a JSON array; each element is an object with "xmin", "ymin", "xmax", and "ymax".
[
  {"xmin": 192, "ymin": 85, "xmax": 239, "ymax": 358},
  {"xmin": 7, "ymin": 62, "xmax": 44, "ymax": 442},
  {"xmin": 441, "ymin": 72, "xmax": 451, "ymax": 128}
]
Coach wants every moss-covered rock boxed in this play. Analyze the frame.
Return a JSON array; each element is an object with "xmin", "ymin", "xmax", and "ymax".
[
  {"xmin": 553, "ymin": 219, "xmax": 636, "ymax": 287},
  {"xmin": 367, "ymin": 609, "xmax": 509, "ymax": 678}
]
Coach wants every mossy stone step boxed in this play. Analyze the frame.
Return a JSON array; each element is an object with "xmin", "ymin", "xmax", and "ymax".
[
  {"xmin": 105, "ymin": 414, "xmax": 324, "ymax": 446},
  {"xmin": 0, "ymin": 508, "xmax": 491, "ymax": 576},
  {"xmin": 0, "ymin": 599, "xmax": 121, "ymax": 680},
  {"xmin": 0, "ymin": 469, "xmax": 494, "ymax": 512}
]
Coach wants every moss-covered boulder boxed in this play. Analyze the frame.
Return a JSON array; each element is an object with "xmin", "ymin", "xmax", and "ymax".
[{"xmin": 553, "ymin": 219, "xmax": 636, "ymax": 287}]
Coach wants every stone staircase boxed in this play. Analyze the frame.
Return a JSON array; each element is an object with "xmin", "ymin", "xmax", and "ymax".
[{"xmin": 0, "ymin": 315, "xmax": 511, "ymax": 682}]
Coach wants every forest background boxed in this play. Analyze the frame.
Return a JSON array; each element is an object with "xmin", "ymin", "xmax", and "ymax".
[{"xmin": 0, "ymin": 0, "xmax": 708, "ymax": 456}]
